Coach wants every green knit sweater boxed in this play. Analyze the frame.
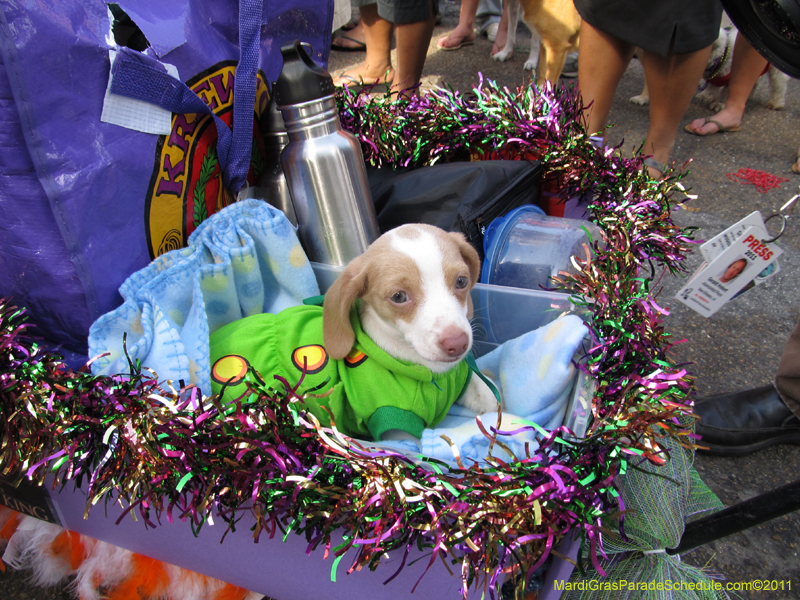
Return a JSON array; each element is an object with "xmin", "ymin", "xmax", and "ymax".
[{"xmin": 209, "ymin": 302, "xmax": 472, "ymax": 440}]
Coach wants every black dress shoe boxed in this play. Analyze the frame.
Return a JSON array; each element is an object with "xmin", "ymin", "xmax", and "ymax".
[{"xmin": 694, "ymin": 384, "xmax": 800, "ymax": 455}]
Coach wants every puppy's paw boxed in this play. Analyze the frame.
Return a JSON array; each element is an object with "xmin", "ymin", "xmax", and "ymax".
[
  {"xmin": 766, "ymin": 97, "xmax": 785, "ymax": 110},
  {"xmin": 766, "ymin": 70, "xmax": 788, "ymax": 110},
  {"xmin": 629, "ymin": 94, "xmax": 649, "ymax": 105},
  {"xmin": 694, "ymin": 92, "xmax": 712, "ymax": 105},
  {"xmin": 523, "ymin": 59, "xmax": 537, "ymax": 71},
  {"xmin": 492, "ymin": 48, "xmax": 513, "ymax": 63},
  {"xmin": 695, "ymin": 86, "xmax": 724, "ymax": 108},
  {"xmin": 457, "ymin": 377, "xmax": 499, "ymax": 415},
  {"xmin": 708, "ymin": 100, "xmax": 725, "ymax": 112}
]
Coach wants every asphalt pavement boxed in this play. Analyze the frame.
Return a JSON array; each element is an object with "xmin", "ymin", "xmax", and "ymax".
[{"xmin": 3, "ymin": 2, "xmax": 799, "ymax": 598}]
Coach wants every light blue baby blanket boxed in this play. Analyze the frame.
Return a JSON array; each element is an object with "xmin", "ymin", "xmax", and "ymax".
[{"xmin": 89, "ymin": 199, "xmax": 320, "ymax": 394}]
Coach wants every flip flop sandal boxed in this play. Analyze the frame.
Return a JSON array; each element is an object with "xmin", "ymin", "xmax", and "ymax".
[
  {"xmin": 331, "ymin": 34, "xmax": 366, "ymax": 52},
  {"xmin": 792, "ymin": 157, "xmax": 800, "ymax": 174},
  {"xmin": 683, "ymin": 117, "xmax": 741, "ymax": 136},
  {"xmin": 436, "ymin": 34, "xmax": 475, "ymax": 51},
  {"xmin": 643, "ymin": 157, "xmax": 666, "ymax": 178}
]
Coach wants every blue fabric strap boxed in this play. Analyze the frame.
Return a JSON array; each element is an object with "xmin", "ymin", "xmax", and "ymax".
[
  {"xmin": 110, "ymin": 50, "xmax": 234, "ymax": 184},
  {"xmin": 229, "ymin": 0, "xmax": 261, "ymax": 192},
  {"xmin": 109, "ymin": 0, "xmax": 264, "ymax": 194}
]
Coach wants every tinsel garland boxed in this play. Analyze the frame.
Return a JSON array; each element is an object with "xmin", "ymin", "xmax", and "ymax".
[{"xmin": 0, "ymin": 80, "xmax": 698, "ymax": 598}]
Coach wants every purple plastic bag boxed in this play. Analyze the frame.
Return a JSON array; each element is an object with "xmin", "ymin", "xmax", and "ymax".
[{"xmin": 0, "ymin": 0, "xmax": 332, "ymax": 359}]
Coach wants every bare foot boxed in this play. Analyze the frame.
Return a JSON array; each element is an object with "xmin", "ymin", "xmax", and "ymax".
[
  {"xmin": 436, "ymin": 27, "xmax": 475, "ymax": 50},
  {"xmin": 331, "ymin": 22, "xmax": 366, "ymax": 51},
  {"xmin": 390, "ymin": 84, "xmax": 417, "ymax": 100},
  {"xmin": 340, "ymin": 17, "xmax": 358, "ymax": 31},
  {"xmin": 333, "ymin": 62, "xmax": 395, "ymax": 88},
  {"xmin": 685, "ymin": 107, "xmax": 742, "ymax": 135}
]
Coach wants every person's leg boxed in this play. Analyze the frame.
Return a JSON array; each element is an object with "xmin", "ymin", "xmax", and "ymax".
[
  {"xmin": 332, "ymin": 4, "xmax": 395, "ymax": 86},
  {"xmin": 475, "ymin": 0, "xmax": 502, "ymax": 37},
  {"xmin": 639, "ymin": 44, "xmax": 711, "ymax": 176},
  {"xmin": 437, "ymin": 0, "xmax": 478, "ymax": 49},
  {"xmin": 686, "ymin": 33, "xmax": 768, "ymax": 135},
  {"xmin": 391, "ymin": 1, "xmax": 436, "ymax": 96},
  {"xmin": 575, "ymin": 20, "xmax": 635, "ymax": 138}
]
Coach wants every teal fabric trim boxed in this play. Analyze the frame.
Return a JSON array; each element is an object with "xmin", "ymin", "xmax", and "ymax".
[
  {"xmin": 303, "ymin": 294, "xmax": 326, "ymax": 306},
  {"xmin": 464, "ymin": 351, "xmax": 501, "ymax": 404},
  {"xmin": 368, "ymin": 406, "xmax": 425, "ymax": 440}
]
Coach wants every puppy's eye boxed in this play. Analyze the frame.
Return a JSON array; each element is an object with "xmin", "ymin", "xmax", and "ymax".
[
  {"xmin": 455, "ymin": 275, "xmax": 469, "ymax": 289},
  {"xmin": 390, "ymin": 291, "xmax": 408, "ymax": 304}
]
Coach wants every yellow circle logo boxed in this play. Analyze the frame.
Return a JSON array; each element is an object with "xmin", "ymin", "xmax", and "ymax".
[
  {"xmin": 292, "ymin": 345, "xmax": 328, "ymax": 374},
  {"xmin": 344, "ymin": 348, "xmax": 367, "ymax": 368},
  {"xmin": 211, "ymin": 355, "xmax": 250, "ymax": 385}
]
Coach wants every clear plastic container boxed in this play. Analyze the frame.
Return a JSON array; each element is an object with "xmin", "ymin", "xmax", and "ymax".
[{"xmin": 480, "ymin": 205, "xmax": 601, "ymax": 291}]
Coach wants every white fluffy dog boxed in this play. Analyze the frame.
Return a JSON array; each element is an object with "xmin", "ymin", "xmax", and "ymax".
[{"xmin": 630, "ymin": 26, "xmax": 788, "ymax": 111}]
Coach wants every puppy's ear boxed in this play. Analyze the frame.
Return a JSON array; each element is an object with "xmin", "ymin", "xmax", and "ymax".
[
  {"xmin": 323, "ymin": 255, "xmax": 368, "ymax": 359},
  {"xmin": 448, "ymin": 231, "xmax": 481, "ymax": 287},
  {"xmin": 448, "ymin": 231, "xmax": 481, "ymax": 319}
]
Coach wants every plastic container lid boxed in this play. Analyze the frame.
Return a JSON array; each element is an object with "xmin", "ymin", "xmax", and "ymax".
[
  {"xmin": 478, "ymin": 205, "xmax": 600, "ymax": 345},
  {"xmin": 480, "ymin": 204, "xmax": 600, "ymax": 290},
  {"xmin": 480, "ymin": 204, "xmax": 544, "ymax": 285}
]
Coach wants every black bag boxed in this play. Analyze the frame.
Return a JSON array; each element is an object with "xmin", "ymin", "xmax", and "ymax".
[{"xmin": 368, "ymin": 160, "xmax": 543, "ymax": 260}]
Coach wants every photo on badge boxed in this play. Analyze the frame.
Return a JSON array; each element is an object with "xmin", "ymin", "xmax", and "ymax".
[{"xmin": 676, "ymin": 226, "xmax": 783, "ymax": 317}]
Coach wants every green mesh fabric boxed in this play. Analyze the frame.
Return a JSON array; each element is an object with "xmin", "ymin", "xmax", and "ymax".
[
  {"xmin": 685, "ymin": 469, "xmax": 724, "ymax": 524},
  {"xmin": 559, "ymin": 553, "xmax": 728, "ymax": 600},
  {"xmin": 558, "ymin": 434, "xmax": 726, "ymax": 599}
]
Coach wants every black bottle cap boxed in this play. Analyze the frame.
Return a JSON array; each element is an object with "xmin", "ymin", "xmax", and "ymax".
[{"xmin": 272, "ymin": 40, "xmax": 335, "ymax": 106}]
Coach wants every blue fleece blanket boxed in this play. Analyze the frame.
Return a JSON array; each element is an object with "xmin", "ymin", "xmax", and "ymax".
[
  {"xmin": 377, "ymin": 314, "xmax": 589, "ymax": 465},
  {"xmin": 89, "ymin": 199, "xmax": 320, "ymax": 394}
]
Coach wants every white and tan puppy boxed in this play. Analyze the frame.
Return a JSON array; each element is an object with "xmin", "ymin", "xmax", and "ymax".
[
  {"xmin": 491, "ymin": 0, "xmax": 581, "ymax": 86},
  {"xmin": 323, "ymin": 223, "xmax": 498, "ymax": 415}
]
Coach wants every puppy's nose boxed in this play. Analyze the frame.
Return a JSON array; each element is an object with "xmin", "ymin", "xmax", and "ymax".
[{"xmin": 439, "ymin": 329, "xmax": 469, "ymax": 357}]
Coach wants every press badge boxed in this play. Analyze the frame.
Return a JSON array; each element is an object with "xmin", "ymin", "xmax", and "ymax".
[
  {"xmin": 676, "ymin": 216, "xmax": 783, "ymax": 317},
  {"xmin": 700, "ymin": 211, "xmax": 765, "ymax": 261}
]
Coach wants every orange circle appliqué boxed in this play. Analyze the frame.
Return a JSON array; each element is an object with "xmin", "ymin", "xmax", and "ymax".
[
  {"xmin": 292, "ymin": 345, "xmax": 328, "ymax": 374},
  {"xmin": 344, "ymin": 348, "xmax": 367, "ymax": 368},
  {"xmin": 211, "ymin": 355, "xmax": 250, "ymax": 385}
]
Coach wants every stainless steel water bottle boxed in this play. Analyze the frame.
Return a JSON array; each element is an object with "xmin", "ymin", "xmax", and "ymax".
[{"xmin": 273, "ymin": 40, "xmax": 379, "ymax": 266}]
